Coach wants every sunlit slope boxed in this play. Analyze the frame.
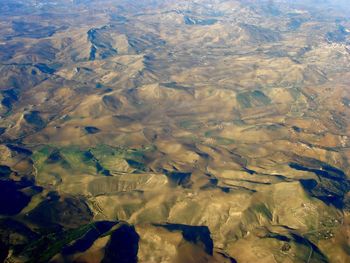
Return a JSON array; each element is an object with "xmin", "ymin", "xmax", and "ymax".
[{"xmin": 0, "ymin": 0, "xmax": 350, "ymax": 262}]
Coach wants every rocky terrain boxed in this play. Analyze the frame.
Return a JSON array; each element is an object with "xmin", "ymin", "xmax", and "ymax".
[{"xmin": 0, "ymin": 0, "xmax": 350, "ymax": 262}]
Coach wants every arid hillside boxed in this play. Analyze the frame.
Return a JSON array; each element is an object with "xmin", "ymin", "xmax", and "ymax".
[{"xmin": 0, "ymin": 0, "xmax": 350, "ymax": 262}]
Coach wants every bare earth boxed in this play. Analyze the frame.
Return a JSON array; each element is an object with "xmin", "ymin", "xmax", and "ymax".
[{"xmin": 0, "ymin": 0, "xmax": 350, "ymax": 262}]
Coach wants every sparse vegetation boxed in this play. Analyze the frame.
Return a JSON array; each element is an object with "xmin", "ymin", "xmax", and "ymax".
[{"xmin": 0, "ymin": 0, "xmax": 349, "ymax": 262}]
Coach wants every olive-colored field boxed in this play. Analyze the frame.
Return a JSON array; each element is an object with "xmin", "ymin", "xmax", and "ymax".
[{"xmin": 0, "ymin": 0, "xmax": 350, "ymax": 262}]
